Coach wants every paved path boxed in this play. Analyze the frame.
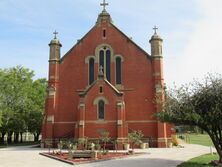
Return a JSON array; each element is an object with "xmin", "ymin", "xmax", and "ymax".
[{"xmin": 0, "ymin": 144, "xmax": 215, "ymax": 167}]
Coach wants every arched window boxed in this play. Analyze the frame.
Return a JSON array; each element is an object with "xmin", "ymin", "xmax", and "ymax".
[
  {"xmin": 116, "ymin": 57, "xmax": 122, "ymax": 84},
  {"xmin": 98, "ymin": 100, "xmax": 105, "ymax": 119},
  {"xmin": 98, "ymin": 47, "xmax": 111, "ymax": 82},
  {"xmin": 99, "ymin": 50, "xmax": 104, "ymax": 72},
  {"xmin": 106, "ymin": 50, "xmax": 111, "ymax": 82},
  {"xmin": 89, "ymin": 58, "xmax": 94, "ymax": 85}
]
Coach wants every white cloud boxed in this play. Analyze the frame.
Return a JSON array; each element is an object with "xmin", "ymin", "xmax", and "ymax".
[{"xmin": 165, "ymin": 0, "xmax": 222, "ymax": 87}]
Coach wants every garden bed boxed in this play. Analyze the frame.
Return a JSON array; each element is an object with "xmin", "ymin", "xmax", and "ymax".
[{"xmin": 40, "ymin": 151, "xmax": 140, "ymax": 165}]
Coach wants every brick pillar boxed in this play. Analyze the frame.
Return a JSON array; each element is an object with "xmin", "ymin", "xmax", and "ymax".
[
  {"xmin": 150, "ymin": 32, "xmax": 168, "ymax": 148},
  {"xmin": 41, "ymin": 33, "xmax": 62, "ymax": 147},
  {"xmin": 78, "ymin": 102, "xmax": 85, "ymax": 138},
  {"xmin": 117, "ymin": 101, "xmax": 124, "ymax": 138},
  {"xmin": 116, "ymin": 101, "xmax": 126, "ymax": 149}
]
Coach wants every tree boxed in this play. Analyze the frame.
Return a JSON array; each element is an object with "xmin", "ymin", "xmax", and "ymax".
[
  {"xmin": 26, "ymin": 78, "xmax": 47, "ymax": 141},
  {"xmin": 128, "ymin": 130, "xmax": 144, "ymax": 151},
  {"xmin": 0, "ymin": 66, "xmax": 34, "ymax": 143},
  {"xmin": 0, "ymin": 66, "xmax": 46, "ymax": 143},
  {"xmin": 157, "ymin": 74, "xmax": 222, "ymax": 163}
]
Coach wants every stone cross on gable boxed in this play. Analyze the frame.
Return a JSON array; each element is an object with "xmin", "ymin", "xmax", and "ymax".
[
  {"xmin": 53, "ymin": 30, "xmax": 58, "ymax": 39},
  {"xmin": 153, "ymin": 26, "xmax": 158, "ymax": 34},
  {"xmin": 100, "ymin": 0, "xmax": 109, "ymax": 11}
]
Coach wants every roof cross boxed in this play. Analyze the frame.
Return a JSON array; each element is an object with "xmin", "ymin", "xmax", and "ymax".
[
  {"xmin": 100, "ymin": 0, "xmax": 109, "ymax": 11},
  {"xmin": 153, "ymin": 26, "xmax": 158, "ymax": 34},
  {"xmin": 53, "ymin": 30, "xmax": 58, "ymax": 39}
]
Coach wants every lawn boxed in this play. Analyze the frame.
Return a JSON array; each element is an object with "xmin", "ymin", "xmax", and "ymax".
[
  {"xmin": 178, "ymin": 133, "xmax": 213, "ymax": 147},
  {"xmin": 177, "ymin": 134, "xmax": 219, "ymax": 167},
  {"xmin": 178, "ymin": 154, "xmax": 219, "ymax": 167}
]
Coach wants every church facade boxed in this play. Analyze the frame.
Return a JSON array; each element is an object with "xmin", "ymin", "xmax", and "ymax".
[{"xmin": 41, "ymin": 3, "xmax": 173, "ymax": 148}]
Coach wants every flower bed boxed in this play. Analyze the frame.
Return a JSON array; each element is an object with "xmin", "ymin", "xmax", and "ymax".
[{"xmin": 40, "ymin": 151, "xmax": 133, "ymax": 165}]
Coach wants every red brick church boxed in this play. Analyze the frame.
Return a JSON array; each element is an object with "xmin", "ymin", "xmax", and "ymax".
[{"xmin": 41, "ymin": 1, "xmax": 173, "ymax": 148}]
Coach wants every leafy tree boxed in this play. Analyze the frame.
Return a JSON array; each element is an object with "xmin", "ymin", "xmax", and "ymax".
[
  {"xmin": 128, "ymin": 130, "xmax": 144, "ymax": 151},
  {"xmin": 0, "ymin": 66, "xmax": 46, "ymax": 143},
  {"xmin": 0, "ymin": 66, "xmax": 34, "ymax": 143},
  {"xmin": 157, "ymin": 74, "xmax": 222, "ymax": 163},
  {"xmin": 26, "ymin": 78, "xmax": 47, "ymax": 141}
]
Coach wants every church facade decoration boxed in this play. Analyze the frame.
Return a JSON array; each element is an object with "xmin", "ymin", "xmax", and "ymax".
[{"xmin": 41, "ymin": 1, "xmax": 174, "ymax": 148}]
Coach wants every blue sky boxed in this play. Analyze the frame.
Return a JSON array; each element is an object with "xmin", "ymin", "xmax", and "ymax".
[{"xmin": 0, "ymin": 0, "xmax": 222, "ymax": 86}]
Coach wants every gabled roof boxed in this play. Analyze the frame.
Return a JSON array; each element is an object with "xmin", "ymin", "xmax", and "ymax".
[
  {"xmin": 79, "ymin": 77, "xmax": 123, "ymax": 97},
  {"xmin": 110, "ymin": 22, "xmax": 151, "ymax": 59},
  {"xmin": 60, "ymin": 12, "xmax": 152, "ymax": 62}
]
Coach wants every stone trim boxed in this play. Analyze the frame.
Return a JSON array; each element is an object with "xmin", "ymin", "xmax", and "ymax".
[
  {"xmin": 47, "ymin": 115, "xmax": 54, "ymax": 123},
  {"xmin": 126, "ymin": 120, "xmax": 157, "ymax": 123},
  {"xmin": 54, "ymin": 121, "xmax": 77, "ymax": 124},
  {"xmin": 79, "ymin": 120, "xmax": 85, "ymax": 126},
  {"xmin": 117, "ymin": 120, "xmax": 123, "ymax": 125},
  {"xmin": 114, "ymin": 54, "xmax": 124, "ymax": 62},
  {"xmin": 85, "ymin": 55, "xmax": 96, "ymax": 63},
  {"xmin": 85, "ymin": 120, "xmax": 117, "ymax": 124},
  {"xmin": 95, "ymin": 43, "xmax": 114, "ymax": 63},
  {"xmin": 47, "ymin": 86, "xmax": 56, "ymax": 97},
  {"xmin": 93, "ymin": 96, "xmax": 109, "ymax": 105}
]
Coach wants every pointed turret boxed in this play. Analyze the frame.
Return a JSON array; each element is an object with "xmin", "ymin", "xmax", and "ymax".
[
  {"xmin": 49, "ymin": 31, "xmax": 62, "ymax": 62},
  {"xmin": 149, "ymin": 26, "xmax": 163, "ymax": 57}
]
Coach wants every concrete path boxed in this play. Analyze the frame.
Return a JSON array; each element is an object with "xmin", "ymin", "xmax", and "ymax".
[{"xmin": 0, "ymin": 144, "xmax": 215, "ymax": 167}]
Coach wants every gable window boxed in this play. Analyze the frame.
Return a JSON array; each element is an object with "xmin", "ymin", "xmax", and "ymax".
[
  {"xmin": 99, "ymin": 50, "xmax": 104, "ymax": 72},
  {"xmin": 89, "ymin": 58, "xmax": 94, "ymax": 85},
  {"xmin": 99, "ymin": 86, "xmax": 103, "ymax": 93},
  {"xmin": 99, "ymin": 48, "xmax": 111, "ymax": 82},
  {"xmin": 103, "ymin": 29, "xmax": 106, "ymax": 38},
  {"xmin": 116, "ymin": 57, "xmax": 122, "ymax": 84},
  {"xmin": 106, "ymin": 50, "xmax": 111, "ymax": 82},
  {"xmin": 98, "ymin": 100, "xmax": 105, "ymax": 119}
]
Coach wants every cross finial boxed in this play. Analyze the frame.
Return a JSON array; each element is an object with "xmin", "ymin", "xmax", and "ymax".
[
  {"xmin": 153, "ymin": 26, "xmax": 158, "ymax": 34},
  {"xmin": 53, "ymin": 30, "xmax": 58, "ymax": 39},
  {"xmin": 100, "ymin": 0, "xmax": 109, "ymax": 12}
]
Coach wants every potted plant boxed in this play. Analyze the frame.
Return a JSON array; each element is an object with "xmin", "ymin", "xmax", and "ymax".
[
  {"xmin": 99, "ymin": 131, "xmax": 110, "ymax": 154},
  {"xmin": 128, "ymin": 130, "xmax": 144, "ymax": 153}
]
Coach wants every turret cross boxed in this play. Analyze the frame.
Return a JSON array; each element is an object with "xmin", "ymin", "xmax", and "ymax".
[
  {"xmin": 100, "ymin": 0, "xmax": 108, "ymax": 11},
  {"xmin": 153, "ymin": 26, "xmax": 158, "ymax": 34},
  {"xmin": 53, "ymin": 30, "xmax": 58, "ymax": 39}
]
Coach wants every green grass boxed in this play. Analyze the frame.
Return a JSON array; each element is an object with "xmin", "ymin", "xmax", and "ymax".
[
  {"xmin": 178, "ymin": 154, "xmax": 219, "ymax": 167},
  {"xmin": 178, "ymin": 134, "xmax": 213, "ymax": 147}
]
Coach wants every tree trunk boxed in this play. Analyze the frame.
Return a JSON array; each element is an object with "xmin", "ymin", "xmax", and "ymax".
[
  {"xmin": 20, "ymin": 132, "xmax": 23, "ymax": 143},
  {"xmin": 14, "ymin": 133, "xmax": 19, "ymax": 143},
  {"xmin": 0, "ymin": 132, "xmax": 6, "ymax": 144},
  {"xmin": 34, "ymin": 133, "xmax": 39, "ymax": 142},
  {"xmin": 208, "ymin": 132, "xmax": 222, "ymax": 163},
  {"xmin": 218, "ymin": 150, "xmax": 222, "ymax": 163},
  {"xmin": 7, "ymin": 132, "xmax": 13, "ymax": 144}
]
